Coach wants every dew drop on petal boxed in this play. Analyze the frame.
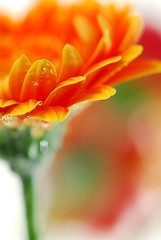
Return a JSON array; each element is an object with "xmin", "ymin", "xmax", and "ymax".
[{"xmin": 2, "ymin": 116, "xmax": 20, "ymax": 128}]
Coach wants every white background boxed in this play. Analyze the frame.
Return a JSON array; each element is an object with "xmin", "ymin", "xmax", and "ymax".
[{"xmin": 0, "ymin": 0, "xmax": 161, "ymax": 240}]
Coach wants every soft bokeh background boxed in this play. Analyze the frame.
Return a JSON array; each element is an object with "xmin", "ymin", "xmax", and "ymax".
[{"xmin": 0, "ymin": 0, "xmax": 161, "ymax": 240}]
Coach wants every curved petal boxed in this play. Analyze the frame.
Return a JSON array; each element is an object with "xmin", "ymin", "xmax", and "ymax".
[
  {"xmin": 97, "ymin": 14, "xmax": 112, "ymax": 36},
  {"xmin": 58, "ymin": 44, "xmax": 83, "ymax": 82},
  {"xmin": 121, "ymin": 44, "xmax": 143, "ymax": 63},
  {"xmin": 107, "ymin": 59, "xmax": 161, "ymax": 85},
  {"xmin": 86, "ymin": 29, "xmax": 112, "ymax": 69},
  {"xmin": 20, "ymin": 59, "xmax": 57, "ymax": 102},
  {"xmin": 0, "ymin": 99, "xmax": 18, "ymax": 108},
  {"xmin": 86, "ymin": 55, "xmax": 122, "ymax": 77},
  {"xmin": 30, "ymin": 106, "xmax": 69, "ymax": 122},
  {"xmin": 4, "ymin": 100, "xmax": 41, "ymax": 116},
  {"xmin": 0, "ymin": 77, "xmax": 10, "ymax": 99},
  {"xmin": 119, "ymin": 15, "xmax": 143, "ymax": 52},
  {"xmin": 85, "ymin": 45, "xmax": 143, "ymax": 88},
  {"xmin": 45, "ymin": 76, "xmax": 86, "ymax": 107},
  {"xmin": 73, "ymin": 14, "xmax": 97, "ymax": 43},
  {"xmin": 9, "ymin": 55, "xmax": 31, "ymax": 100},
  {"xmin": 84, "ymin": 55, "xmax": 122, "ymax": 88},
  {"xmin": 66, "ymin": 85, "xmax": 116, "ymax": 107}
]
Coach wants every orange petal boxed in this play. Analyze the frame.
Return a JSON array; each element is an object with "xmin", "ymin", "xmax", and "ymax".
[
  {"xmin": 45, "ymin": 76, "xmax": 86, "ymax": 107},
  {"xmin": 86, "ymin": 45, "xmax": 143, "ymax": 88},
  {"xmin": 30, "ymin": 106, "xmax": 69, "ymax": 123},
  {"xmin": 58, "ymin": 44, "xmax": 83, "ymax": 82},
  {"xmin": 4, "ymin": 100, "xmax": 41, "ymax": 116},
  {"xmin": 0, "ymin": 77, "xmax": 10, "ymax": 99},
  {"xmin": 66, "ymin": 85, "xmax": 116, "ymax": 107},
  {"xmin": 119, "ymin": 15, "xmax": 143, "ymax": 52},
  {"xmin": 86, "ymin": 55, "xmax": 122, "ymax": 77},
  {"xmin": 20, "ymin": 59, "xmax": 57, "ymax": 102},
  {"xmin": 86, "ymin": 29, "xmax": 112, "ymax": 69},
  {"xmin": 73, "ymin": 14, "xmax": 97, "ymax": 43},
  {"xmin": 73, "ymin": 14, "xmax": 99, "ymax": 61},
  {"xmin": 0, "ymin": 99, "xmax": 18, "ymax": 108},
  {"xmin": 121, "ymin": 44, "xmax": 143, "ymax": 63},
  {"xmin": 107, "ymin": 59, "xmax": 161, "ymax": 85},
  {"xmin": 97, "ymin": 14, "xmax": 112, "ymax": 36},
  {"xmin": 84, "ymin": 55, "xmax": 122, "ymax": 88},
  {"xmin": 9, "ymin": 55, "xmax": 31, "ymax": 100}
]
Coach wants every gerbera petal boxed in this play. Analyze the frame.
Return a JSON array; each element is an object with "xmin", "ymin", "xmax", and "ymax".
[
  {"xmin": 0, "ymin": 99, "xmax": 18, "ymax": 108},
  {"xmin": 4, "ymin": 100, "xmax": 41, "ymax": 116},
  {"xmin": 0, "ymin": 77, "xmax": 10, "ymax": 99},
  {"xmin": 73, "ymin": 14, "xmax": 100, "ymax": 61},
  {"xmin": 107, "ymin": 59, "xmax": 161, "ymax": 85},
  {"xmin": 80, "ymin": 85, "xmax": 116, "ymax": 101},
  {"xmin": 58, "ymin": 44, "xmax": 83, "ymax": 82},
  {"xmin": 86, "ymin": 29, "xmax": 112, "ymax": 69},
  {"xmin": 97, "ymin": 14, "xmax": 112, "ymax": 36},
  {"xmin": 30, "ymin": 106, "xmax": 69, "ymax": 123},
  {"xmin": 86, "ymin": 56, "xmax": 122, "ymax": 76},
  {"xmin": 84, "ymin": 55, "xmax": 122, "ymax": 88},
  {"xmin": 66, "ymin": 85, "xmax": 116, "ymax": 107},
  {"xmin": 73, "ymin": 14, "xmax": 97, "ymax": 43},
  {"xmin": 9, "ymin": 55, "xmax": 31, "ymax": 100},
  {"xmin": 119, "ymin": 15, "xmax": 143, "ymax": 52},
  {"xmin": 20, "ymin": 59, "xmax": 57, "ymax": 102},
  {"xmin": 86, "ymin": 45, "xmax": 143, "ymax": 88},
  {"xmin": 45, "ymin": 76, "xmax": 86, "ymax": 106},
  {"xmin": 121, "ymin": 44, "xmax": 143, "ymax": 63}
]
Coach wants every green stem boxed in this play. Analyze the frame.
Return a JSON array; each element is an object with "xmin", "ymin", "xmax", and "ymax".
[{"xmin": 21, "ymin": 176, "xmax": 38, "ymax": 240}]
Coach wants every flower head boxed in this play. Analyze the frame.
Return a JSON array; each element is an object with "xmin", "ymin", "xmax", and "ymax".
[{"xmin": 0, "ymin": 0, "xmax": 161, "ymax": 128}]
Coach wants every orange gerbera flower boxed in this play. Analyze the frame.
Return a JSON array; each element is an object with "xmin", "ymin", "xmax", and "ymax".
[{"xmin": 0, "ymin": 0, "xmax": 161, "ymax": 127}]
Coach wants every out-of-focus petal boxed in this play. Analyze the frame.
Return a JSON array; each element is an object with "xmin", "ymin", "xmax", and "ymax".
[
  {"xmin": 0, "ymin": 77, "xmax": 10, "ymax": 99},
  {"xmin": 85, "ymin": 45, "xmax": 143, "ymax": 88},
  {"xmin": 107, "ymin": 59, "xmax": 161, "ymax": 85},
  {"xmin": 0, "ymin": 99, "xmax": 17, "ymax": 108},
  {"xmin": 73, "ymin": 14, "xmax": 100, "ymax": 61},
  {"xmin": 86, "ymin": 28, "xmax": 112, "ymax": 68},
  {"xmin": 121, "ymin": 44, "xmax": 143, "ymax": 63},
  {"xmin": 73, "ymin": 14, "xmax": 97, "ymax": 43},
  {"xmin": 88, "ymin": 45, "xmax": 143, "ymax": 88},
  {"xmin": 119, "ymin": 15, "xmax": 143, "ymax": 52}
]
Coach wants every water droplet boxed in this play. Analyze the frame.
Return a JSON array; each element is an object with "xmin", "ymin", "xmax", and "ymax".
[
  {"xmin": 40, "ymin": 122, "xmax": 51, "ymax": 130},
  {"xmin": 2, "ymin": 116, "xmax": 20, "ymax": 128},
  {"xmin": 40, "ymin": 140, "xmax": 48, "ymax": 154},
  {"xmin": 33, "ymin": 82, "xmax": 39, "ymax": 87},
  {"xmin": 43, "ymin": 67, "xmax": 47, "ymax": 72}
]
